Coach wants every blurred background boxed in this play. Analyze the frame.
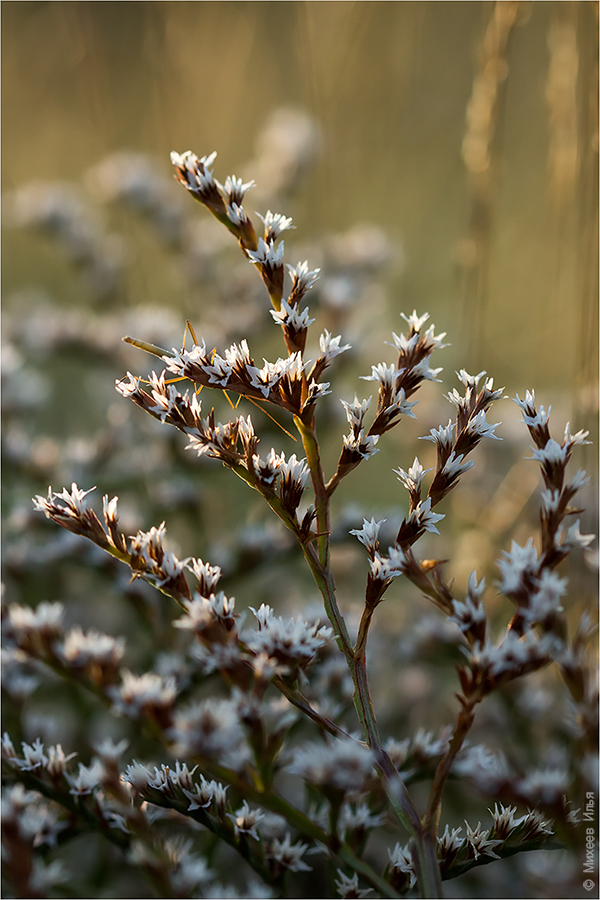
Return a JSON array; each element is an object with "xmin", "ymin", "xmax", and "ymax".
[{"xmin": 2, "ymin": 3, "xmax": 598, "ymax": 898}]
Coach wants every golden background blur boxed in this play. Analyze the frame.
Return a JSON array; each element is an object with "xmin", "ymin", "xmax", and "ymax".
[{"xmin": 3, "ymin": 0, "xmax": 598, "ymax": 405}]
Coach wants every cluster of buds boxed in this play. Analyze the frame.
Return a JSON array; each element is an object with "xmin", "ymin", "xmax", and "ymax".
[{"xmin": 4, "ymin": 599, "xmax": 125, "ymax": 690}]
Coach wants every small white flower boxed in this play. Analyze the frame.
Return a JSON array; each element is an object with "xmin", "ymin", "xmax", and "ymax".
[
  {"xmin": 225, "ymin": 202, "xmax": 247, "ymax": 228},
  {"xmin": 342, "ymin": 430, "xmax": 380, "ymax": 459},
  {"xmin": 497, "ymin": 538, "xmax": 539, "ymax": 595},
  {"xmin": 201, "ymin": 353, "xmax": 233, "ymax": 387},
  {"xmin": 400, "ymin": 310, "xmax": 431, "ymax": 333},
  {"xmin": 420, "ymin": 420, "xmax": 455, "ymax": 448},
  {"xmin": 524, "ymin": 570, "xmax": 567, "ymax": 626},
  {"xmin": 394, "ymin": 457, "xmax": 432, "ymax": 493},
  {"xmin": 268, "ymin": 834, "xmax": 312, "ymax": 873},
  {"xmin": 8, "ymin": 601, "xmax": 64, "ymax": 637},
  {"xmin": 411, "ymin": 359, "xmax": 443, "ymax": 382},
  {"xmin": 563, "ymin": 422, "xmax": 590, "ymax": 448},
  {"xmin": 465, "ymin": 410, "xmax": 502, "ymax": 441},
  {"xmin": 115, "ymin": 372, "xmax": 142, "ymax": 398},
  {"xmin": 17, "ymin": 738, "xmax": 47, "ymax": 771},
  {"xmin": 514, "ymin": 391, "xmax": 551, "ymax": 427},
  {"xmin": 257, "ymin": 210, "xmax": 294, "ymax": 241},
  {"xmin": 558, "ymin": 519, "xmax": 595, "ymax": 552},
  {"xmin": 335, "ymin": 870, "xmax": 370, "ymax": 898},
  {"xmin": 289, "ymin": 738, "xmax": 375, "ymax": 791},
  {"xmin": 218, "ymin": 174, "xmax": 255, "ymax": 203},
  {"xmin": 287, "ymin": 260, "xmax": 320, "ymax": 293},
  {"xmin": 341, "ymin": 395, "xmax": 371, "ymax": 430},
  {"xmin": 66, "ymin": 760, "xmax": 105, "ymax": 796},
  {"xmin": 349, "ymin": 517, "xmax": 386, "ymax": 551},
  {"xmin": 246, "ymin": 604, "xmax": 332, "ymax": 668},
  {"xmin": 369, "ymin": 545, "xmax": 407, "ymax": 580},
  {"xmin": 465, "ymin": 821, "xmax": 502, "ymax": 859},
  {"xmin": 406, "ymin": 497, "xmax": 445, "ymax": 535},
  {"xmin": 319, "ymin": 329, "xmax": 351, "ymax": 362},
  {"xmin": 246, "ymin": 237, "xmax": 285, "ymax": 266},
  {"xmin": 181, "ymin": 775, "xmax": 225, "ymax": 811},
  {"xmin": 187, "ymin": 558, "xmax": 222, "ymax": 593},
  {"xmin": 123, "ymin": 761, "xmax": 152, "ymax": 790},
  {"xmin": 360, "ymin": 362, "xmax": 400, "ymax": 388},
  {"xmin": 270, "ymin": 297, "xmax": 315, "ymax": 330},
  {"xmin": 227, "ymin": 801, "xmax": 264, "ymax": 840},
  {"xmin": 441, "ymin": 451, "xmax": 475, "ymax": 479},
  {"xmin": 516, "ymin": 767, "xmax": 569, "ymax": 806},
  {"xmin": 279, "ymin": 453, "xmax": 310, "ymax": 488},
  {"xmin": 388, "ymin": 843, "xmax": 417, "ymax": 887},
  {"xmin": 111, "ymin": 670, "xmax": 177, "ymax": 718}
]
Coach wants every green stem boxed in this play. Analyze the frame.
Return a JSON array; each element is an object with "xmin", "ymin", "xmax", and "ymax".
[{"xmin": 423, "ymin": 703, "xmax": 476, "ymax": 837}]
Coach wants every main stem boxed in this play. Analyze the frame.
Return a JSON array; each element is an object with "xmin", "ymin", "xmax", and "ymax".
[{"xmin": 294, "ymin": 412, "xmax": 443, "ymax": 898}]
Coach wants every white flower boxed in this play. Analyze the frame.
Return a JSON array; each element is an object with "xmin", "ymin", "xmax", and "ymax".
[
  {"xmin": 394, "ymin": 457, "xmax": 432, "ymax": 493},
  {"xmin": 465, "ymin": 821, "xmax": 502, "ymax": 859},
  {"xmin": 17, "ymin": 738, "xmax": 47, "ymax": 771},
  {"xmin": 246, "ymin": 353, "xmax": 305, "ymax": 398},
  {"xmin": 218, "ymin": 174, "xmax": 255, "ymax": 204},
  {"xmin": 349, "ymin": 517, "xmax": 386, "ymax": 551},
  {"xmin": 289, "ymin": 738, "xmax": 375, "ymax": 791},
  {"xmin": 465, "ymin": 410, "xmax": 502, "ymax": 441},
  {"xmin": 181, "ymin": 775, "xmax": 226, "ymax": 811},
  {"xmin": 33, "ymin": 482, "xmax": 96, "ymax": 519},
  {"xmin": 450, "ymin": 592, "xmax": 486, "ymax": 636},
  {"xmin": 279, "ymin": 453, "xmax": 310, "ymax": 489},
  {"xmin": 342, "ymin": 430, "xmax": 380, "ymax": 459},
  {"xmin": 187, "ymin": 558, "xmax": 222, "ymax": 593},
  {"xmin": 173, "ymin": 592, "xmax": 236, "ymax": 633},
  {"xmin": 497, "ymin": 538, "xmax": 539, "ymax": 595},
  {"xmin": 334, "ymin": 870, "xmax": 371, "ymax": 898},
  {"xmin": 388, "ymin": 843, "xmax": 417, "ymax": 887},
  {"xmin": 110, "ymin": 670, "xmax": 177, "ymax": 717},
  {"xmin": 287, "ymin": 260, "xmax": 320, "ymax": 293},
  {"xmin": 60, "ymin": 627, "xmax": 125, "ymax": 668},
  {"xmin": 201, "ymin": 353, "xmax": 233, "ymax": 387},
  {"xmin": 341, "ymin": 395, "xmax": 371, "ymax": 430},
  {"xmin": 8, "ymin": 601, "xmax": 64, "ymax": 637},
  {"xmin": 525, "ymin": 569, "xmax": 567, "ymax": 626},
  {"xmin": 115, "ymin": 372, "xmax": 142, "ymax": 398},
  {"xmin": 270, "ymin": 297, "xmax": 315, "ymax": 330},
  {"xmin": 515, "ymin": 767, "xmax": 569, "ymax": 806},
  {"xmin": 169, "ymin": 699, "xmax": 247, "ymax": 766},
  {"xmin": 406, "ymin": 497, "xmax": 445, "ymax": 535},
  {"xmin": 227, "ymin": 801, "xmax": 265, "ymax": 840},
  {"xmin": 387, "ymin": 386, "xmax": 418, "ymax": 418},
  {"xmin": 267, "ymin": 834, "xmax": 312, "ymax": 873},
  {"xmin": 123, "ymin": 761, "xmax": 152, "ymax": 790},
  {"xmin": 246, "ymin": 604, "xmax": 332, "ymax": 668},
  {"xmin": 170, "ymin": 150, "xmax": 218, "ymax": 193},
  {"xmin": 225, "ymin": 202, "xmax": 247, "ymax": 228},
  {"xmin": 438, "ymin": 824, "xmax": 465, "ymax": 857},
  {"xmin": 514, "ymin": 391, "xmax": 551, "ymax": 427},
  {"xmin": 558, "ymin": 519, "xmax": 595, "ymax": 552},
  {"xmin": 257, "ymin": 210, "xmax": 294, "ymax": 241},
  {"xmin": 360, "ymin": 362, "xmax": 400, "ymax": 388},
  {"xmin": 319, "ymin": 329, "xmax": 351, "ymax": 362},
  {"xmin": 246, "ymin": 237, "xmax": 285, "ymax": 266},
  {"xmin": 420, "ymin": 420, "xmax": 455, "ymax": 449},
  {"xmin": 369, "ymin": 544, "xmax": 407, "ymax": 580},
  {"xmin": 66, "ymin": 760, "xmax": 105, "ymax": 796},
  {"xmin": 340, "ymin": 803, "xmax": 386, "ymax": 833},
  {"xmin": 411, "ymin": 359, "xmax": 443, "ymax": 382},
  {"xmin": 441, "ymin": 451, "xmax": 475, "ymax": 479},
  {"xmin": 563, "ymin": 422, "xmax": 590, "ymax": 448}
]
